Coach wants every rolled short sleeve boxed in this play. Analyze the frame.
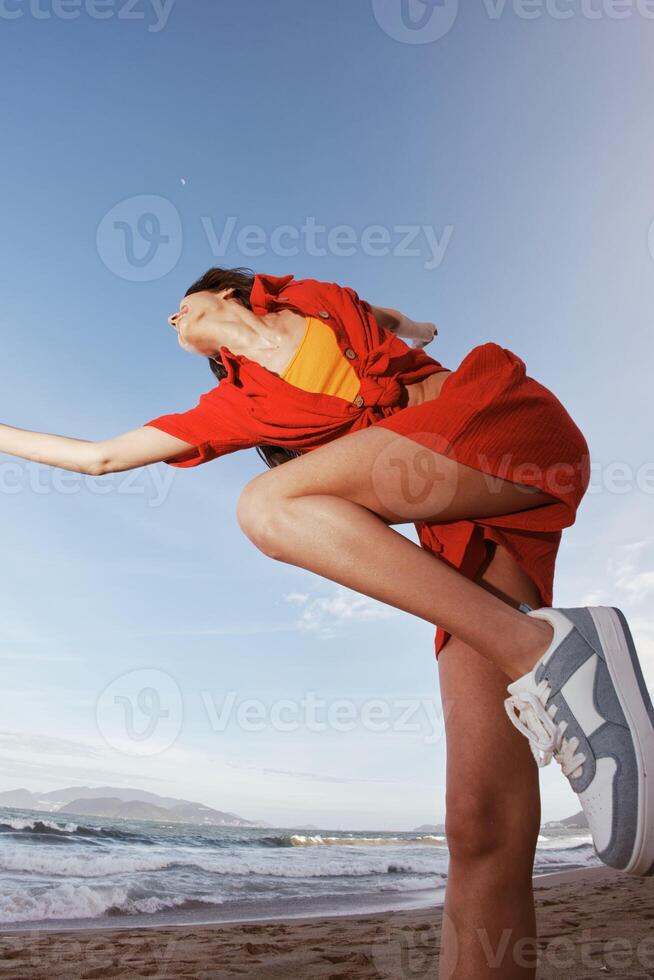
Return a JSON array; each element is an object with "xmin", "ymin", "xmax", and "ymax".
[{"xmin": 144, "ymin": 386, "xmax": 256, "ymax": 468}]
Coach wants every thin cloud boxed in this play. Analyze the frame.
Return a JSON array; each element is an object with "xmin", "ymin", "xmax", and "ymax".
[
  {"xmin": 225, "ymin": 761, "xmax": 398, "ymax": 785},
  {"xmin": 0, "ymin": 730, "xmax": 104, "ymax": 760},
  {"xmin": 609, "ymin": 539, "xmax": 654, "ymax": 604},
  {"xmin": 0, "ymin": 651, "xmax": 82, "ymax": 663},
  {"xmin": 111, "ymin": 623, "xmax": 297, "ymax": 639},
  {"xmin": 283, "ymin": 587, "xmax": 396, "ymax": 638}
]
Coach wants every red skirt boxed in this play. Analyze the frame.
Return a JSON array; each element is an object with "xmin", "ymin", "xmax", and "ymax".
[{"xmin": 372, "ymin": 342, "xmax": 591, "ymax": 659}]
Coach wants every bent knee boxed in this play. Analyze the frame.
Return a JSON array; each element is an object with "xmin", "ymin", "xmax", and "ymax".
[
  {"xmin": 445, "ymin": 790, "xmax": 540, "ymax": 863},
  {"xmin": 236, "ymin": 476, "xmax": 288, "ymax": 557}
]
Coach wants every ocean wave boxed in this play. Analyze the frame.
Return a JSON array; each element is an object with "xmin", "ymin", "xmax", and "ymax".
[
  {"xmin": 287, "ymin": 834, "xmax": 447, "ymax": 848},
  {"xmin": 0, "ymin": 844, "xmax": 447, "ymax": 880},
  {"xmin": 0, "ymin": 814, "xmax": 598, "ymax": 927},
  {"xmin": 107, "ymin": 894, "xmax": 225, "ymax": 917},
  {"xmin": 0, "ymin": 849, "xmax": 182, "ymax": 878},
  {"xmin": 0, "ymin": 820, "xmax": 588, "ymax": 853},
  {"xmin": 0, "ymin": 881, "xmax": 225, "ymax": 924},
  {"xmin": 0, "ymin": 824, "xmax": 594, "ymax": 881},
  {"xmin": 0, "ymin": 818, "xmax": 81, "ymax": 835},
  {"xmin": 536, "ymin": 835, "xmax": 591, "ymax": 850},
  {"xmin": 0, "ymin": 822, "xmax": 444, "ymax": 852},
  {"xmin": 0, "ymin": 818, "xmax": 153, "ymax": 846},
  {"xmin": 533, "ymin": 844, "xmax": 598, "ymax": 867}
]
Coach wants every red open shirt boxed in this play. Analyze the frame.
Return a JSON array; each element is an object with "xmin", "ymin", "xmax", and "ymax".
[
  {"xmin": 146, "ymin": 273, "xmax": 590, "ymax": 658},
  {"xmin": 146, "ymin": 273, "xmax": 447, "ymax": 464}
]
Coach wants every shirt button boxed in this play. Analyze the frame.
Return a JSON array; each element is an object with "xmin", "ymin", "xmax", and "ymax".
[
  {"xmin": 344, "ymin": 348, "xmax": 356, "ymax": 359},
  {"xmin": 353, "ymin": 394, "xmax": 364, "ymax": 408},
  {"xmin": 317, "ymin": 310, "xmax": 330, "ymax": 319}
]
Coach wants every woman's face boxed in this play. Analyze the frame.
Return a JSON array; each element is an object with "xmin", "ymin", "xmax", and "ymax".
[{"xmin": 168, "ymin": 289, "xmax": 240, "ymax": 355}]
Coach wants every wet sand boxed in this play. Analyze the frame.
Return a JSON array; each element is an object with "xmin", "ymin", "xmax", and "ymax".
[{"xmin": 1, "ymin": 867, "xmax": 653, "ymax": 978}]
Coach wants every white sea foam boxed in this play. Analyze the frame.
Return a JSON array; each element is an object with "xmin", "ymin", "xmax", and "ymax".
[
  {"xmin": 0, "ymin": 848, "xmax": 178, "ymax": 878},
  {"xmin": 288, "ymin": 834, "xmax": 446, "ymax": 847},
  {"xmin": 0, "ymin": 883, "xmax": 127, "ymax": 923},
  {"xmin": 536, "ymin": 834, "xmax": 591, "ymax": 850},
  {"xmin": 0, "ymin": 843, "xmax": 446, "ymax": 880},
  {"xmin": 0, "ymin": 882, "xmax": 224, "ymax": 924}
]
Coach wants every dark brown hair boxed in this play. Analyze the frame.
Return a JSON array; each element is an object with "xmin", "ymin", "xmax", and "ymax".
[{"xmin": 184, "ymin": 267, "xmax": 301, "ymax": 470}]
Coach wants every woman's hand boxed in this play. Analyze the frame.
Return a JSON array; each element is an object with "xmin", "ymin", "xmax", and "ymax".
[
  {"xmin": 0, "ymin": 422, "xmax": 197, "ymax": 475},
  {"xmin": 407, "ymin": 322, "xmax": 438, "ymax": 349}
]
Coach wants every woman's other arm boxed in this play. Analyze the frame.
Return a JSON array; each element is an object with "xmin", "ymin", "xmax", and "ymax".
[
  {"xmin": 369, "ymin": 305, "xmax": 437, "ymax": 348},
  {"xmin": 0, "ymin": 423, "xmax": 197, "ymax": 475}
]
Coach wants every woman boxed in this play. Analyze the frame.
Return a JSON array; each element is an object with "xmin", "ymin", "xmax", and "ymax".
[{"xmin": 2, "ymin": 267, "xmax": 652, "ymax": 979}]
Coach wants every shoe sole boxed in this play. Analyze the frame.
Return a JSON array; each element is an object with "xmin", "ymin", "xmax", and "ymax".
[{"xmin": 589, "ymin": 606, "xmax": 654, "ymax": 876}]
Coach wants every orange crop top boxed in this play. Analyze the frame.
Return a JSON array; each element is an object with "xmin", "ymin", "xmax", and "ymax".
[{"xmin": 280, "ymin": 316, "xmax": 361, "ymax": 401}]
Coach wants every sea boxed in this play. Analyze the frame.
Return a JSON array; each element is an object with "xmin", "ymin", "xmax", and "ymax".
[{"xmin": 0, "ymin": 806, "xmax": 601, "ymax": 932}]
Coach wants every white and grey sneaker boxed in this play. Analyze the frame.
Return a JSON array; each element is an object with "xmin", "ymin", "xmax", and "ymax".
[{"xmin": 504, "ymin": 606, "xmax": 654, "ymax": 876}]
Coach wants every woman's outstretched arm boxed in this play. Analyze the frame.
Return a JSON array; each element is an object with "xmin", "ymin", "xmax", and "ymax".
[{"xmin": 0, "ymin": 423, "xmax": 197, "ymax": 475}]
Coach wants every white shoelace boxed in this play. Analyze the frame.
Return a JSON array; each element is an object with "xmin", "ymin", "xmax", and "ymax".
[{"xmin": 504, "ymin": 680, "xmax": 587, "ymax": 778}]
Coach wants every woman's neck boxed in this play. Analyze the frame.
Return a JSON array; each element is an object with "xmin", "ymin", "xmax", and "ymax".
[
  {"xmin": 219, "ymin": 310, "xmax": 309, "ymax": 376},
  {"xmin": 221, "ymin": 309, "xmax": 296, "ymax": 358}
]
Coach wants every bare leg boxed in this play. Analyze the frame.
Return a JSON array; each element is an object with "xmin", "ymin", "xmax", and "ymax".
[
  {"xmin": 438, "ymin": 544, "xmax": 541, "ymax": 980},
  {"xmin": 237, "ymin": 425, "xmax": 559, "ymax": 680}
]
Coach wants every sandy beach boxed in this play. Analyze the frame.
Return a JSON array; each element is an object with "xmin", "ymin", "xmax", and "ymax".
[{"xmin": 0, "ymin": 866, "xmax": 652, "ymax": 979}]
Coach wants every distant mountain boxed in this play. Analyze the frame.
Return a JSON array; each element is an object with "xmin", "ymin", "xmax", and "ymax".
[
  {"xmin": 413, "ymin": 824, "xmax": 445, "ymax": 834},
  {"xmin": 39, "ymin": 786, "xmax": 184, "ymax": 808},
  {"xmin": 60, "ymin": 797, "xmax": 171, "ymax": 821},
  {"xmin": 0, "ymin": 787, "xmax": 263, "ymax": 828},
  {"xmin": 542, "ymin": 810, "xmax": 588, "ymax": 830},
  {"xmin": 0, "ymin": 789, "xmax": 40, "ymax": 810}
]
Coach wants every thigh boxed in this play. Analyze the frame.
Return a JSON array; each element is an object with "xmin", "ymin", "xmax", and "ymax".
[
  {"xmin": 439, "ymin": 544, "xmax": 542, "ymax": 848},
  {"xmin": 253, "ymin": 424, "xmax": 556, "ymax": 525}
]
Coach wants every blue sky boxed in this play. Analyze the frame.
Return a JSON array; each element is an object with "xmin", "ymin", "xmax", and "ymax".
[{"xmin": 0, "ymin": 0, "xmax": 653, "ymax": 829}]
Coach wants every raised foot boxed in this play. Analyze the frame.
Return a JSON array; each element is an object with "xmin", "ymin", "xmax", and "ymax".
[{"xmin": 504, "ymin": 605, "xmax": 654, "ymax": 877}]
